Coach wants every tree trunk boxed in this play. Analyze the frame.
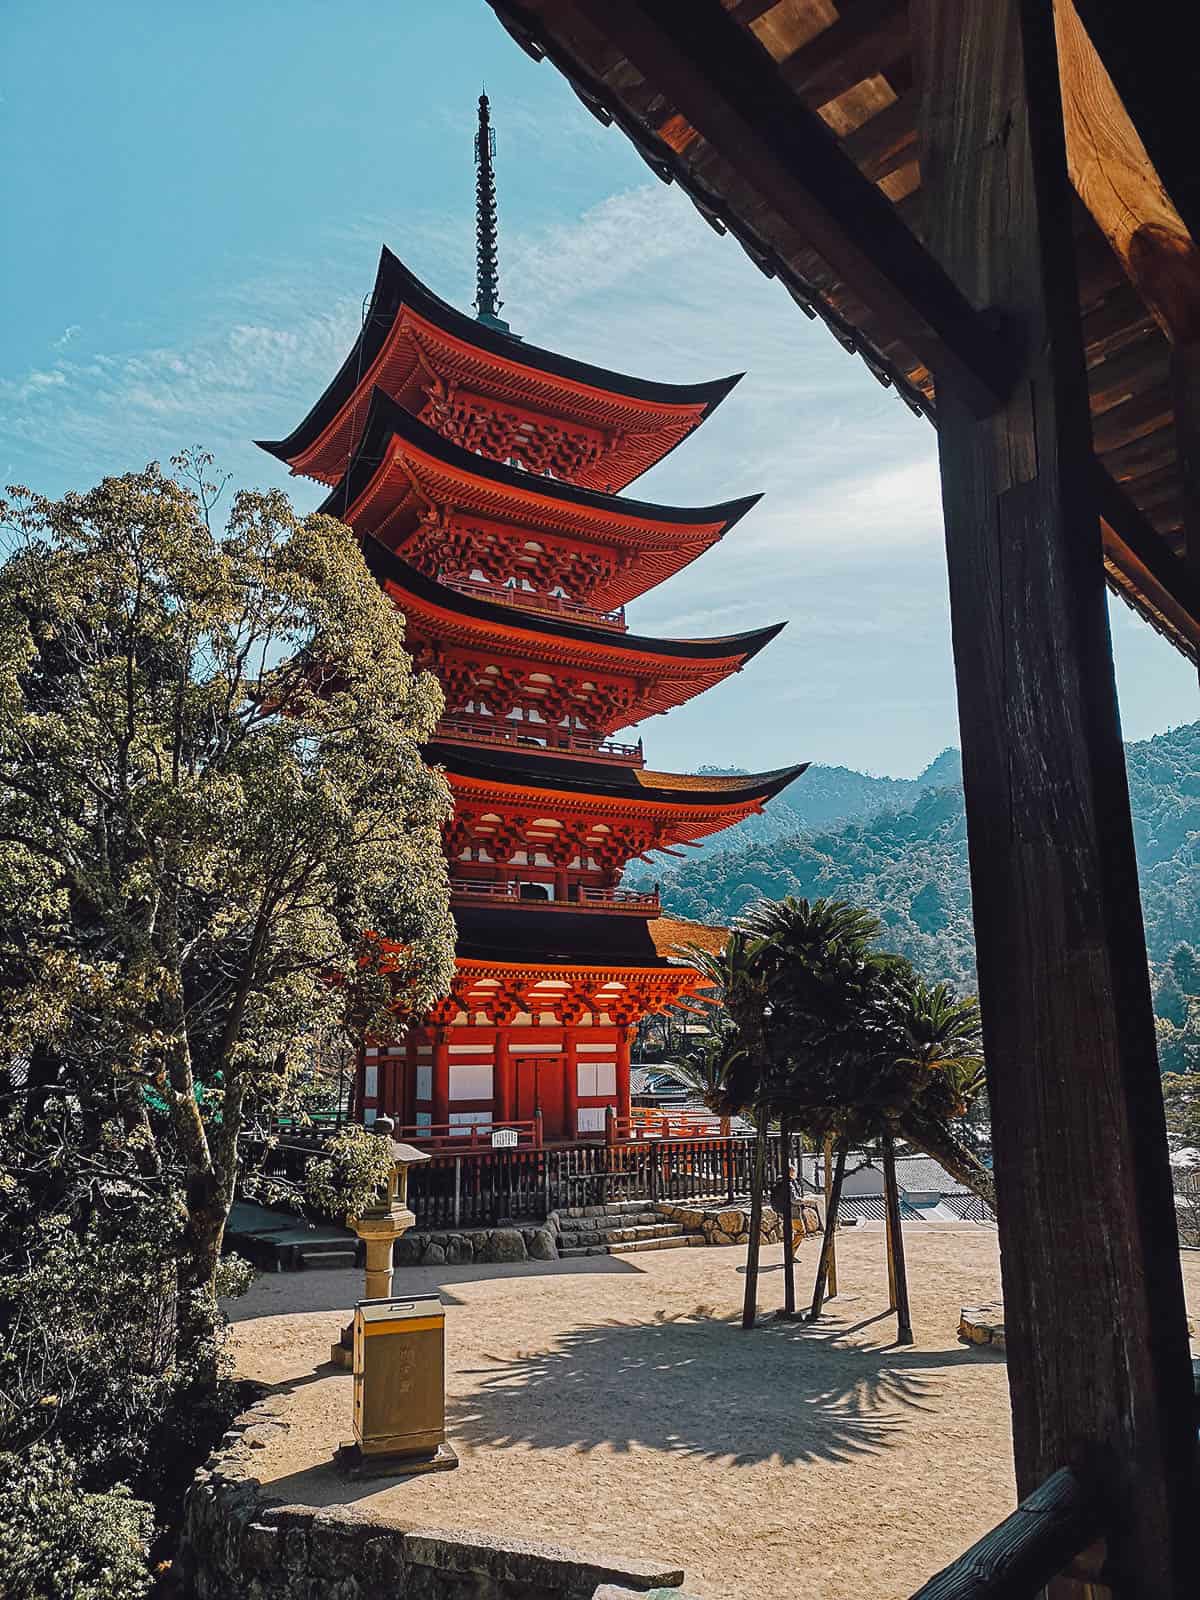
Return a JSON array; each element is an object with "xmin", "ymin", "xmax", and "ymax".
[
  {"xmin": 780, "ymin": 1115, "xmax": 796, "ymax": 1317},
  {"xmin": 741, "ymin": 1104, "xmax": 769, "ymax": 1330},
  {"xmin": 809, "ymin": 1137, "xmax": 848, "ymax": 1321},
  {"xmin": 882, "ymin": 1128, "xmax": 913, "ymax": 1344},
  {"xmin": 900, "ymin": 1114, "xmax": 997, "ymax": 1212}
]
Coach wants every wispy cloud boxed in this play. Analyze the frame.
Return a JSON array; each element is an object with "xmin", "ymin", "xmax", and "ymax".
[
  {"xmin": 52, "ymin": 325, "xmax": 81, "ymax": 349},
  {"xmin": 1, "ymin": 160, "xmax": 1193, "ymax": 771}
]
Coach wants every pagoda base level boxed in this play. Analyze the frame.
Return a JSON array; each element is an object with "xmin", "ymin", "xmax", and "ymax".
[{"xmin": 360, "ymin": 1018, "xmax": 634, "ymax": 1145}]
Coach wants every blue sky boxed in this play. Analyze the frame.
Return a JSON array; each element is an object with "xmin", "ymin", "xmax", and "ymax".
[{"xmin": 3, "ymin": 0, "xmax": 1196, "ymax": 778}]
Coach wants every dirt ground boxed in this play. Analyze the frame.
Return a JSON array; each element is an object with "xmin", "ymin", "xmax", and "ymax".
[{"xmin": 226, "ymin": 1228, "xmax": 1200, "ymax": 1600}]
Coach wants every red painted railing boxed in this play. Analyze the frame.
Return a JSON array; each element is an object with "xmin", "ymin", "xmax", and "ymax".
[
  {"xmin": 449, "ymin": 879, "xmax": 660, "ymax": 915},
  {"xmin": 386, "ymin": 1116, "xmax": 542, "ymax": 1150},
  {"xmin": 613, "ymin": 1107, "xmax": 735, "ymax": 1141},
  {"xmin": 441, "ymin": 575, "xmax": 627, "ymax": 631},
  {"xmin": 436, "ymin": 717, "xmax": 644, "ymax": 766}
]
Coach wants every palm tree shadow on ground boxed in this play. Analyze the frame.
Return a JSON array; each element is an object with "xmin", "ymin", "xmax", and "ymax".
[{"xmin": 446, "ymin": 1309, "xmax": 998, "ymax": 1469}]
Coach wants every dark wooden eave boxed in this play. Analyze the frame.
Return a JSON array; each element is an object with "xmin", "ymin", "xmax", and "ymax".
[
  {"xmin": 428, "ymin": 739, "xmax": 807, "ymax": 805},
  {"xmin": 484, "ymin": 0, "xmax": 1200, "ymax": 663},
  {"xmin": 362, "ymin": 536, "xmax": 786, "ymax": 664}
]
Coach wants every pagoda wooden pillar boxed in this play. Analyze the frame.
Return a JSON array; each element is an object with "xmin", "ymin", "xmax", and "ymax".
[
  {"xmin": 431, "ymin": 1028, "xmax": 450, "ymax": 1130},
  {"xmin": 915, "ymin": 2, "xmax": 1194, "ymax": 1591},
  {"xmin": 563, "ymin": 1026, "xmax": 580, "ymax": 1141},
  {"xmin": 495, "ymin": 1027, "xmax": 513, "ymax": 1123},
  {"xmin": 615, "ymin": 1027, "xmax": 632, "ymax": 1121}
]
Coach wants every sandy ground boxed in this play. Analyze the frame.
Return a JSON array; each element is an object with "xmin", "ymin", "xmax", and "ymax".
[{"xmin": 226, "ymin": 1228, "xmax": 1200, "ymax": 1600}]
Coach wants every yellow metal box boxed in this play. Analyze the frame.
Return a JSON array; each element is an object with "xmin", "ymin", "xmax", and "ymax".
[{"xmin": 352, "ymin": 1293, "xmax": 449, "ymax": 1462}]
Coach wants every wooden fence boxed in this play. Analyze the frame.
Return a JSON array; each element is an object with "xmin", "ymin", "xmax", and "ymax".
[
  {"xmin": 407, "ymin": 1131, "xmax": 804, "ymax": 1229},
  {"xmin": 247, "ymin": 1129, "xmax": 807, "ymax": 1230}
]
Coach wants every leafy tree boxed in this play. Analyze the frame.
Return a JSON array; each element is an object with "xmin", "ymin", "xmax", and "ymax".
[
  {"xmin": 0, "ymin": 459, "xmax": 455, "ymax": 1351},
  {"xmin": 695, "ymin": 897, "xmax": 994, "ymax": 1205}
]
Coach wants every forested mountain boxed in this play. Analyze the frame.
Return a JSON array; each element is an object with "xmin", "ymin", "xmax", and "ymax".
[{"xmin": 649, "ymin": 721, "xmax": 1200, "ymax": 1046}]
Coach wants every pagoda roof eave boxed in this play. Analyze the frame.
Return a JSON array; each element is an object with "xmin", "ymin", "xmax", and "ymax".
[
  {"xmin": 255, "ymin": 246, "xmax": 742, "ymax": 487},
  {"xmin": 428, "ymin": 740, "xmax": 807, "ymax": 809},
  {"xmin": 364, "ymin": 537, "xmax": 785, "ymax": 666},
  {"xmin": 318, "ymin": 387, "xmax": 761, "ymax": 540},
  {"xmin": 451, "ymin": 904, "xmax": 719, "ymax": 969}
]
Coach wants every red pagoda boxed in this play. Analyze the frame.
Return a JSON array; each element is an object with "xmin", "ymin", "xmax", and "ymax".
[{"xmin": 258, "ymin": 95, "xmax": 805, "ymax": 1143}]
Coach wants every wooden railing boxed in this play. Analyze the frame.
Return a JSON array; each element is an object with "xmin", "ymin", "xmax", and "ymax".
[
  {"xmin": 382, "ymin": 1117, "xmax": 542, "ymax": 1151},
  {"xmin": 615, "ymin": 1107, "xmax": 736, "ymax": 1140},
  {"xmin": 910, "ymin": 1467, "xmax": 1104, "ymax": 1597},
  {"xmin": 449, "ymin": 879, "xmax": 660, "ymax": 915},
  {"xmin": 436, "ymin": 717, "xmax": 644, "ymax": 766},
  {"xmin": 441, "ymin": 575, "xmax": 627, "ymax": 631}
]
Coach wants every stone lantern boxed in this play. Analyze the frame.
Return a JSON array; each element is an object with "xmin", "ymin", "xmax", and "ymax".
[{"xmin": 331, "ymin": 1116, "xmax": 430, "ymax": 1369}]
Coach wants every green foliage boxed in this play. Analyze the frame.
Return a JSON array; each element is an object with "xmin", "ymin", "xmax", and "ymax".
[
  {"xmin": 682, "ymin": 895, "xmax": 993, "ymax": 1204},
  {"xmin": 303, "ymin": 1123, "xmax": 396, "ymax": 1220},
  {"xmin": 0, "ymin": 1444, "xmax": 154, "ymax": 1600},
  {"xmin": 653, "ymin": 722, "xmax": 1200, "ymax": 1030},
  {"xmin": 0, "ymin": 456, "xmax": 455, "ymax": 1335},
  {"xmin": 0, "ymin": 456, "xmax": 456, "ymax": 1594},
  {"xmin": 1161, "ymin": 1074, "xmax": 1200, "ymax": 1147}
]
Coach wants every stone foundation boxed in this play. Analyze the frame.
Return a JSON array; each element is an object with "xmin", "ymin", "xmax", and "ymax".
[
  {"xmin": 177, "ymin": 1392, "xmax": 691, "ymax": 1600},
  {"xmin": 655, "ymin": 1200, "xmax": 823, "ymax": 1248},
  {"xmin": 393, "ymin": 1224, "xmax": 557, "ymax": 1268},
  {"xmin": 958, "ymin": 1304, "xmax": 1006, "ymax": 1350}
]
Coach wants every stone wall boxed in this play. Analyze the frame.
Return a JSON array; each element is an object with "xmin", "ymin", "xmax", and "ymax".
[
  {"xmin": 655, "ymin": 1200, "xmax": 823, "ymax": 1248},
  {"xmin": 177, "ymin": 1391, "xmax": 692, "ymax": 1600},
  {"xmin": 393, "ymin": 1224, "xmax": 557, "ymax": 1267}
]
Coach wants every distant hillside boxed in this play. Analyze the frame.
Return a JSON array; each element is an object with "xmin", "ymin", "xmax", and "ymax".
[
  {"xmin": 647, "ymin": 722, "xmax": 1200, "ymax": 1008},
  {"xmin": 627, "ymin": 748, "xmax": 963, "ymax": 879}
]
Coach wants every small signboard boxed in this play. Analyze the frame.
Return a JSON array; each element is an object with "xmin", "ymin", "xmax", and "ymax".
[{"xmin": 491, "ymin": 1127, "xmax": 519, "ymax": 1149}]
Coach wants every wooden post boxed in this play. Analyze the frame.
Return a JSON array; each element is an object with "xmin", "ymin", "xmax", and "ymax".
[
  {"xmin": 533, "ymin": 1107, "xmax": 543, "ymax": 1150},
  {"xmin": 809, "ymin": 1138, "xmax": 847, "ymax": 1323},
  {"xmin": 741, "ymin": 1103, "xmax": 769, "ymax": 1331},
  {"xmin": 780, "ymin": 1115, "xmax": 796, "ymax": 1318},
  {"xmin": 563, "ymin": 1027, "xmax": 579, "ymax": 1142},
  {"xmin": 822, "ymin": 1133, "xmax": 838, "ymax": 1299},
  {"xmin": 431, "ymin": 1029, "xmax": 450, "ymax": 1130},
  {"xmin": 914, "ymin": 3, "xmax": 1195, "ymax": 1590},
  {"xmin": 881, "ymin": 1130, "xmax": 913, "ymax": 1345},
  {"xmin": 615, "ymin": 1026, "xmax": 632, "ymax": 1121},
  {"xmin": 494, "ymin": 1027, "xmax": 513, "ymax": 1123}
]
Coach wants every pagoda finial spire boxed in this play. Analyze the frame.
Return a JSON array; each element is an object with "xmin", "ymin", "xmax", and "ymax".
[{"xmin": 473, "ymin": 92, "xmax": 510, "ymax": 333}]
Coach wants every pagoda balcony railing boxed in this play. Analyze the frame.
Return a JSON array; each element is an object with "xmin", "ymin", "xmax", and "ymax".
[
  {"xmin": 450, "ymin": 878, "xmax": 660, "ymax": 916},
  {"xmin": 436, "ymin": 716, "xmax": 645, "ymax": 767},
  {"xmin": 440, "ymin": 575, "xmax": 627, "ymax": 631}
]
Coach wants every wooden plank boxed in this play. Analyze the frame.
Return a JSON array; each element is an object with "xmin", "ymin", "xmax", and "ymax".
[
  {"xmin": 779, "ymin": 0, "xmax": 912, "ymax": 106},
  {"xmin": 560, "ymin": 0, "xmax": 1019, "ymax": 414},
  {"xmin": 910, "ymin": 1468, "xmax": 1103, "ymax": 1600},
  {"xmin": 912, "ymin": 2, "xmax": 1196, "ymax": 1594}
]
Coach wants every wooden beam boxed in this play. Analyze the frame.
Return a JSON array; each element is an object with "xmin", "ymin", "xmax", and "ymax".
[
  {"xmin": 911, "ymin": 1468, "xmax": 1104, "ymax": 1600},
  {"xmin": 1070, "ymin": 1, "xmax": 1200, "ymax": 252},
  {"xmin": 913, "ymin": 2, "xmax": 1195, "ymax": 1593},
  {"xmin": 1054, "ymin": 0, "xmax": 1200, "ymax": 576},
  {"xmin": 561, "ymin": 0, "xmax": 1019, "ymax": 415}
]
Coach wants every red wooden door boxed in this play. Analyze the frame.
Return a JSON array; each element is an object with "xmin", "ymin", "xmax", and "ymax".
[{"xmin": 514, "ymin": 1054, "xmax": 565, "ymax": 1140}]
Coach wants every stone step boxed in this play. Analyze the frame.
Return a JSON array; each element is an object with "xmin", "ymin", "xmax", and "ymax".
[
  {"xmin": 297, "ymin": 1248, "xmax": 357, "ymax": 1270},
  {"xmin": 557, "ymin": 1213, "xmax": 660, "ymax": 1235},
  {"xmin": 557, "ymin": 1222, "xmax": 687, "ymax": 1246},
  {"xmin": 556, "ymin": 1201, "xmax": 664, "ymax": 1219},
  {"xmin": 606, "ymin": 1234, "xmax": 699, "ymax": 1254},
  {"xmin": 559, "ymin": 1244, "xmax": 611, "ymax": 1259}
]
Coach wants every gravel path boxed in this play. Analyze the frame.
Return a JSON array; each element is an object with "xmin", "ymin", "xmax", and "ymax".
[{"xmin": 226, "ymin": 1227, "xmax": 1200, "ymax": 1600}]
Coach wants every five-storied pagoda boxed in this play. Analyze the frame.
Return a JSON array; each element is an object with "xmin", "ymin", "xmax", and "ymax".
[{"xmin": 258, "ymin": 96, "xmax": 805, "ymax": 1144}]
